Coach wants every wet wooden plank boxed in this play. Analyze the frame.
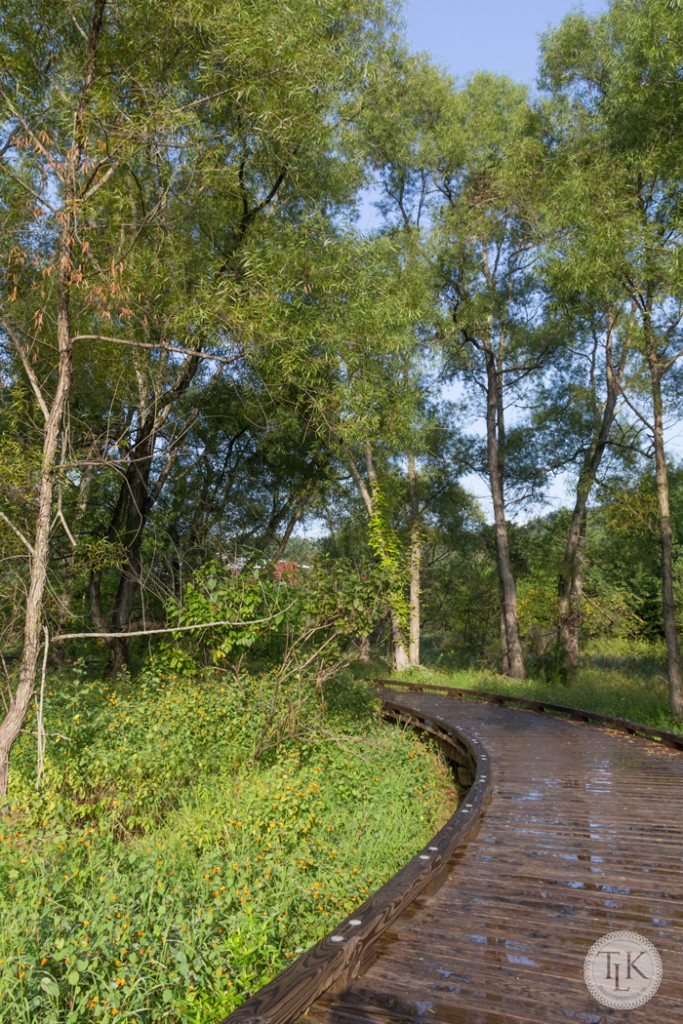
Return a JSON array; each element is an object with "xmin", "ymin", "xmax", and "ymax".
[
  {"xmin": 221, "ymin": 689, "xmax": 683, "ymax": 1024},
  {"xmin": 372, "ymin": 678, "xmax": 683, "ymax": 749}
]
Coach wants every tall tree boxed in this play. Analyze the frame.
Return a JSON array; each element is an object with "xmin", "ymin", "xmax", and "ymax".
[
  {"xmin": 0, "ymin": 0, "xmax": 116, "ymax": 794},
  {"xmin": 0, "ymin": 0, "xmax": 401, "ymax": 790},
  {"xmin": 362, "ymin": 60, "xmax": 554, "ymax": 678},
  {"xmin": 252, "ymin": 225, "xmax": 435, "ymax": 669},
  {"xmin": 541, "ymin": 1, "xmax": 683, "ymax": 715},
  {"xmin": 529, "ymin": 281, "xmax": 634, "ymax": 680},
  {"xmin": 432, "ymin": 74, "xmax": 550, "ymax": 679}
]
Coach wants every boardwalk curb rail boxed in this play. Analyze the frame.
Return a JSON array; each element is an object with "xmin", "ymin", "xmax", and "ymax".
[
  {"xmin": 220, "ymin": 698, "xmax": 492, "ymax": 1024},
  {"xmin": 371, "ymin": 678, "xmax": 683, "ymax": 751},
  {"xmin": 220, "ymin": 681, "xmax": 683, "ymax": 1024}
]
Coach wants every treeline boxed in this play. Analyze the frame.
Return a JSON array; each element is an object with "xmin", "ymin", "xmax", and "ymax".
[{"xmin": 2, "ymin": 0, "xmax": 683, "ymax": 793}]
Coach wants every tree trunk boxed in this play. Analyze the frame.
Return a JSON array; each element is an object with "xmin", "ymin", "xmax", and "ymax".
[
  {"xmin": 485, "ymin": 349, "xmax": 525, "ymax": 679},
  {"xmin": 647, "ymin": 350, "xmax": 683, "ymax": 719},
  {"xmin": 558, "ymin": 314, "xmax": 622, "ymax": 682},
  {"xmin": 365, "ymin": 444, "xmax": 409, "ymax": 672},
  {"xmin": 0, "ymin": 251, "xmax": 74, "ymax": 795},
  {"xmin": 103, "ymin": 377, "xmax": 198, "ymax": 673},
  {"xmin": 408, "ymin": 451, "xmax": 421, "ymax": 667},
  {"xmin": 499, "ymin": 606, "xmax": 511, "ymax": 676},
  {"xmin": 0, "ymin": 0, "xmax": 106, "ymax": 791},
  {"xmin": 558, "ymin": 557, "xmax": 583, "ymax": 682},
  {"xmin": 105, "ymin": 421, "xmax": 155, "ymax": 674},
  {"xmin": 53, "ymin": 459, "xmax": 95, "ymax": 660},
  {"xmin": 341, "ymin": 439, "xmax": 410, "ymax": 672},
  {"xmin": 108, "ymin": 540, "xmax": 145, "ymax": 675},
  {"xmin": 274, "ymin": 497, "xmax": 306, "ymax": 560},
  {"xmin": 391, "ymin": 614, "xmax": 410, "ymax": 671}
]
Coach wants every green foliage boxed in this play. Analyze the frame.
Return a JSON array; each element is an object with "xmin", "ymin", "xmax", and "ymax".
[
  {"xmin": 1, "ymin": 669, "xmax": 450, "ymax": 1023},
  {"xmin": 155, "ymin": 557, "xmax": 384, "ymax": 689},
  {"xmin": 367, "ymin": 485, "xmax": 409, "ymax": 632}
]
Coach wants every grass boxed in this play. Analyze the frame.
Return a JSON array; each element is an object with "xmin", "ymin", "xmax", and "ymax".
[
  {"xmin": 6, "ymin": 639, "xmax": 677, "ymax": 1023},
  {"xmin": 382, "ymin": 639, "xmax": 683, "ymax": 734},
  {"xmin": 0, "ymin": 665, "xmax": 452, "ymax": 1024}
]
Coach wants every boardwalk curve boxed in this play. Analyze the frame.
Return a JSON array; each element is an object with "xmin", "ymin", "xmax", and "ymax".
[{"xmin": 223, "ymin": 684, "xmax": 683, "ymax": 1024}]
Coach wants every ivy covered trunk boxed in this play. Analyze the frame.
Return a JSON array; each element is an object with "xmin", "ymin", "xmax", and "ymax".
[{"xmin": 408, "ymin": 451, "xmax": 421, "ymax": 667}]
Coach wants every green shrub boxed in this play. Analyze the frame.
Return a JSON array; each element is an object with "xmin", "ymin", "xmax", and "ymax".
[{"xmin": 0, "ymin": 667, "xmax": 450, "ymax": 1023}]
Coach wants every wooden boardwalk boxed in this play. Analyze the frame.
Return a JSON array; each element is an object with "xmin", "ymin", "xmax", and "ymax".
[{"xmin": 226, "ymin": 687, "xmax": 683, "ymax": 1024}]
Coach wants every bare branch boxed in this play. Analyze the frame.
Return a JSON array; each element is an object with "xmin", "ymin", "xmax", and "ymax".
[
  {"xmin": 72, "ymin": 334, "xmax": 242, "ymax": 366},
  {"xmin": 80, "ymin": 161, "xmax": 116, "ymax": 203},
  {"xmin": 1, "ymin": 317, "xmax": 50, "ymax": 421},
  {"xmin": 51, "ymin": 606, "xmax": 294, "ymax": 643},
  {"xmin": 660, "ymin": 340, "xmax": 683, "ymax": 375},
  {"xmin": 0, "ymin": 511, "xmax": 35, "ymax": 557},
  {"xmin": 56, "ymin": 508, "xmax": 77, "ymax": 548},
  {"xmin": 68, "ymin": 7, "xmax": 89, "ymax": 42},
  {"xmin": 0, "ymin": 125, "xmax": 18, "ymax": 160},
  {"xmin": 0, "ymin": 159, "xmax": 57, "ymax": 213}
]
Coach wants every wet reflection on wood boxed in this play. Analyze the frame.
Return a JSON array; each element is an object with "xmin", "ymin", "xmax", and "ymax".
[
  {"xmin": 224, "ymin": 686, "xmax": 683, "ymax": 1024},
  {"xmin": 306, "ymin": 692, "xmax": 683, "ymax": 1024}
]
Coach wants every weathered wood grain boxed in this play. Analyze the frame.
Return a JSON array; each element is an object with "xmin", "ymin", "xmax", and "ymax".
[{"xmin": 220, "ymin": 686, "xmax": 683, "ymax": 1024}]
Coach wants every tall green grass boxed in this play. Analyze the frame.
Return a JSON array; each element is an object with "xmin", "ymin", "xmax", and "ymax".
[
  {"xmin": 384, "ymin": 639, "xmax": 682, "ymax": 734},
  {"xmin": 0, "ymin": 667, "xmax": 451, "ymax": 1023}
]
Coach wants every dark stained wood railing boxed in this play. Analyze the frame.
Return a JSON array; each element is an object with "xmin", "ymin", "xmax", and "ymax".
[
  {"xmin": 221, "ymin": 699, "xmax": 492, "ymax": 1024},
  {"xmin": 371, "ymin": 678, "xmax": 683, "ymax": 751}
]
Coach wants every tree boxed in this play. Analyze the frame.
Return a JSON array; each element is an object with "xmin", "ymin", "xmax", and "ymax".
[
  {"xmin": 540, "ymin": 0, "xmax": 683, "ymax": 715},
  {"xmin": 431, "ymin": 74, "xmax": 551, "ymax": 679},
  {"xmin": 529, "ymin": 282, "xmax": 635, "ymax": 680},
  {"xmin": 0, "ymin": 0, "xmax": 114, "ymax": 795},
  {"xmin": 0, "ymin": 0, "xmax": 401, "ymax": 791},
  {"xmin": 250, "ymin": 222, "xmax": 437, "ymax": 669}
]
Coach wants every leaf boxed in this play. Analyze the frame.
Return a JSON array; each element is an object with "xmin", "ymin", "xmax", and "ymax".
[{"xmin": 40, "ymin": 977, "xmax": 60, "ymax": 998}]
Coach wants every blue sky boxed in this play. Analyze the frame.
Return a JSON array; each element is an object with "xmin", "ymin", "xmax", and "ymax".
[{"xmin": 402, "ymin": 0, "xmax": 609, "ymax": 86}]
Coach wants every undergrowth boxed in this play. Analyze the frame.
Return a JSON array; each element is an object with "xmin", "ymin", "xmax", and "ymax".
[{"xmin": 0, "ymin": 665, "xmax": 451, "ymax": 1023}]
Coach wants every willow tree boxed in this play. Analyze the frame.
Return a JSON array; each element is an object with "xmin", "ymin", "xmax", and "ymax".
[
  {"xmin": 247, "ymin": 219, "xmax": 436, "ymax": 670},
  {"xmin": 428, "ymin": 74, "xmax": 552, "ymax": 679},
  {"xmin": 529, "ymin": 295, "xmax": 633, "ymax": 682},
  {"xmin": 73, "ymin": 0, "xmax": 399, "ymax": 673},
  {"xmin": 540, "ymin": 0, "xmax": 683, "ymax": 715},
  {"xmin": 0, "ymin": 0, "xmax": 126, "ymax": 795},
  {"xmin": 0, "ymin": 0, "xmax": 400, "ymax": 791}
]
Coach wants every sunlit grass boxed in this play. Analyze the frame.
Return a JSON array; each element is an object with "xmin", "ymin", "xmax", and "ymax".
[{"xmin": 383, "ymin": 640, "xmax": 682, "ymax": 734}]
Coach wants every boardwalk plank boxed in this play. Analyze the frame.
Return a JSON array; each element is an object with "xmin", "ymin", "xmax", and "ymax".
[
  {"xmin": 297, "ymin": 692, "xmax": 683, "ymax": 1024},
  {"xmin": 223, "ymin": 689, "xmax": 683, "ymax": 1024}
]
